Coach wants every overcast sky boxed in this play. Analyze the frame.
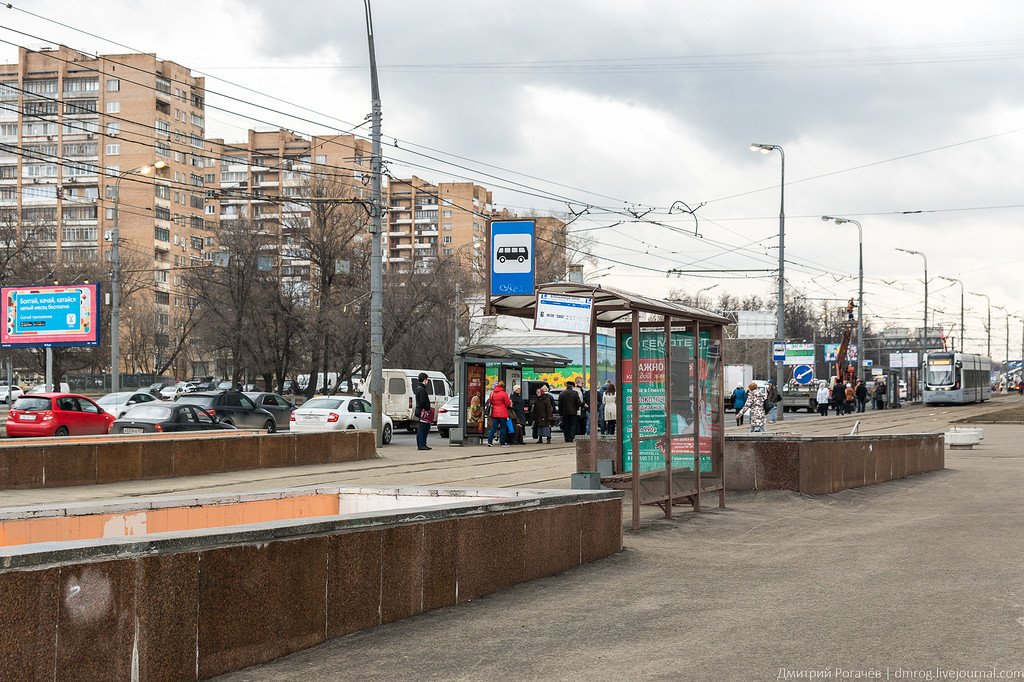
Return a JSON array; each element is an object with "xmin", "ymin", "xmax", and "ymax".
[{"xmin": 2, "ymin": 1, "xmax": 1022, "ymax": 358}]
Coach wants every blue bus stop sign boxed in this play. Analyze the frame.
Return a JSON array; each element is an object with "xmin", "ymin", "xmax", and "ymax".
[
  {"xmin": 793, "ymin": 365, "xmax": 814, "ymax": 385},
  {"xmin": 489, "ymin": 220, "xmax": 535, "ymax": 296}
]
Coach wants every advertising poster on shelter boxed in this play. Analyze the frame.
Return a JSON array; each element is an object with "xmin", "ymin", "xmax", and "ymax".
[
  {"xmin": 620, "ymin": 328, "xmax": 716, "ymax": 473},
  {"xmin": 464, "ymin": 363, "xmax": 486, "ymax": 435},
  {"xmin": 1, "ymin": 283, "xmax": 100, "ymax": 348}
]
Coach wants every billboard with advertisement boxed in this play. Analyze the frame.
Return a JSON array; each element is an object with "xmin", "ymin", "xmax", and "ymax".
[
  {"xmin": 1, "ymin": 283, "xmax": 101, "ymax": 348},
  {"xmin": 464, "ymin": 363, "xmax": 487, "ymax": 435},
  {"xmin": 619, "ymin": 328, "xmax": 717, "ymax": 473},
  {"xmin": 824, "ymin": 343, "xmax": 858, "ymax": 362}
]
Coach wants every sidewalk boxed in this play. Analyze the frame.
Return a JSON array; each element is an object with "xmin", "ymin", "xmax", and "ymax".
[{"xmin": 219, "ymin": 420, "xmax": 1024, "ymax": 681}]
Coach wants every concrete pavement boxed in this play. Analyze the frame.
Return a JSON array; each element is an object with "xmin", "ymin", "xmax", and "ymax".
[{"xmin": 218, "ymin": 416, "xmax": 1024, "ymax": 681}]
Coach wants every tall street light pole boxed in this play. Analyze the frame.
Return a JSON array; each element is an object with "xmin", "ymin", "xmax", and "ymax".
[
  {"xmin": 364, "ymin": 0, "xmax": 385, "ymax": 446},
  {"xmin": 822, "ymin": 217, "xmax": 864, "ymax": 379},
  {"xmin": 969, "ymin": 291, "xmax": 991, "ymax": 359},
  {"xmin": 111, "ymin": 161, "xmax": 165, "ymax": 393},
  {"xmin": 896, "ymin": 248, "xmax": 928, "ymax": 358},
  {"xmin": 994, "ymin": 305, "xmax": 1009, "ymax": 363},
  {"xmin": 751, "ymin": 143, "xmax": 785, "ymax": 419},
  {"xmin": 937, "ymin": 276, "xmax": 965, "ymax": 352},
  {"xmin": 452, "ymin": 241, "xmax": 481, "ymax": 399}
]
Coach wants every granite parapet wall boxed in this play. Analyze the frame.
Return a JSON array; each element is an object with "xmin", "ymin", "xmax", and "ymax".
[
  {"xmin": 0, "ymin": 429, "xmax": 377, "ymax": 491},
  {"xmin": 0, "ymin": 497, "xmax": 623, "ymax": 681},
  {"xmin": 723, "ymin": 433, "xmax": 944, "ymax": 493}
]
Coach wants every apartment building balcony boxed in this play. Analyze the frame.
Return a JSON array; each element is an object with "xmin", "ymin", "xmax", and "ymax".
[{"xmin": 391, "ymin": 217, "xmax": 412, "ymax": 224}]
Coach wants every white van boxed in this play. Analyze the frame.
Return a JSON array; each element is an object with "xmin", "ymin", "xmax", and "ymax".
[{"xmin": 362, "ymin": 369, "xmax": 453, "ymax": 432}]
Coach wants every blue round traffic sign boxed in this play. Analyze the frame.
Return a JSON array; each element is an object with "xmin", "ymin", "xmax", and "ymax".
[{"xmin": 793, "ymin": 365, "xmax": 814, "ymax": 385}]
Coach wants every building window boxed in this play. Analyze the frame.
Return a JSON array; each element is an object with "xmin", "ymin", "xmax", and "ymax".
[
  {"xmin": 105, "ymin": 143, "xmax": 119, "ymax": 156},
  {"xmin": 443, "ymin": 222, "xmax": 452, "ymax": 230},
  {"xmin": 442, "ymin": 236, "xmax": 452, "ymax": 244},
  {"xmin": 155, "ymin": 291, "xmax": 170, "ymax": 305},
  {"xmin": 104, "ymin": 208, "xmax": 115, "ymax": 220},
  {"xmin": 155, "ymin": 184, "xmax": 170, "ymax": 200},
  {"xmin": 155, "ymin": 206, "xmax": 171, "ymax": 221},
  {"xmin": 105, "ymin": 122, "xmax": 120, "ymax": 136},
  {"xmin": 154, "ymin": 269, "xmax": 168, "ymax": 283},
  {"xmin": 155, "ymin": 226, "xmax": 170, "ymax": 242},
  {"xmin": 443, "ymin": 210, "xmax": 452, "ymax": 218},
  {"xmin": 105, "ymin": 101, "xmax": 120, "ymax": 114},
  {"xmin": 63, "ymin": 77, "xmax": 98, "ymax": 94},
  {"xmin": 106, "ymin": 79, "xmax": 119, "ymax": 92}
]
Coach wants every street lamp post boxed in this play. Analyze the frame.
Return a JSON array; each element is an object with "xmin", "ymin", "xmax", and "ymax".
[
  {"xmin": 822, "ymin": 217, "xmax": 864, "ymax": 379},
  {"xmin": 896, "ymin": 248, "xmax": 928, "ymax": 357},
  {"xmin": 751, "ymin": 143, "xmax": 786, "ymax": 419},
  {"xmin": 111, "ymin": 161, "xmax": 166, "ymax": 393},
  {"xmin": 364, "ymin": 0, "xmax": 385, "ymax": 446},
  {"xmin": 452, "ymin": 241, "xmax": 482, "ymax": 400},
  {"xmin": 937, "ymin": 276, "xmax": 965, "ymax": 352},
  {"xmin": 969, "ymin": 292, "xmax": 991, "ymax": 358},
  {"xmin": 994, "ymin": 305, "xmax": 1009, "ymax": 363}
]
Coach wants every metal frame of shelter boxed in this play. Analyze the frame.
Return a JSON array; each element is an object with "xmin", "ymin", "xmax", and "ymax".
[
  {"xmin": 455, "ymin": 344, "xmax": 571, "ymax": 441},
  {"xmin": 488, "ymin": 282, "xmax": 732, "ymax": 530}
]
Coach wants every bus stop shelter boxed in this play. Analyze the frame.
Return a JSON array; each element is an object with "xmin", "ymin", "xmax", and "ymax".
[
  {"xmin": 454, "ymin": 344, "xmax": 571, "ymax": 445},
  {"xmin": 489, "ymin": 282, "xmax": 733, "ymax": 529}
]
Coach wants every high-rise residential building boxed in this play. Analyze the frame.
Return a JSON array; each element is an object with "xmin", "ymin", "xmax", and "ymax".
[
  {"xmin": 208, "ymin": 129, "xmax": 372, "ymax": 293},
  {"xmin": 0, "ymin": 45, "xmax": 211, "ymax": 375},
  {"xmin": 385, "ymin": 176, "xmax": 492, "ymax": 273}
]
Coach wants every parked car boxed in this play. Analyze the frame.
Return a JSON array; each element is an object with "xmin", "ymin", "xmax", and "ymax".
[
  {"xmin": 243, "ymin": 392, "xmax": 296, "ymax": 431},
  {"xmin": 5, "ymin": 393, "xmax": 115, "ymax": 437},
  {"xmin": 362, "ymin": 369, "xmax": 453, "ymax": 432},
  {"xmin": 111, "ymin": 403, "xmax": 238, "ymax": 434},
  {"xmin": 0, "ymin": 384, "xmax": 23, "ymax": 404},
  {"xmin": 95, "ymin": 390, "xmax": 162, "ymax": 418},
  {"xmin": 291, "ymin": 396, "xmax": 393, "ymax": 443},
  {"xmin": 436, "ymin": 395, "xmax": 459, "ymax": 438},
  {"xmin": 175, "ymin": 391, "xmax": 277, "ymax": 432},
  {"xmin": 28, "ymin": 383, "xmax": 70, "ymax": 394},
  {"xmin": 147, "ymin": 381, "xmax": 172, "ymax": 397},
  {"xmin": 159, "ymin": 382, "xmax": 196, "ymax": 400}
]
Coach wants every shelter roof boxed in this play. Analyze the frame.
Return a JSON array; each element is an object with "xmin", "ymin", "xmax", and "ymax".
[{"xmin": 457, "ymin": 344, "xmax": 571, "ymax": 368}]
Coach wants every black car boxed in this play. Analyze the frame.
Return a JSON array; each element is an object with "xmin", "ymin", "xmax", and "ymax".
[
  {"xmin": 244, "ymin": 392, "xmax": 296, "ymax": 431},
  {"xmin": 175, "ymin": 391, "xmax": 278, "ymax": 432},
  {"xmin": 111, "ymin": 403, "xmax": 237, "ymax": 434}
]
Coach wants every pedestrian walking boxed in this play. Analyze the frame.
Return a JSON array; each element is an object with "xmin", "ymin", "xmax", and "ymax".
[
  {"xmin": 855, "ymin": 379, "xmax": 868, "ymax": 413},
  {"xmin": 732, "ymin": 383, "xmax": 748, "ymax": 426},
  {"xmin": 558, "ymin": 380, "xmax": 582, "ymax": 442},
  {"xmin": 603, "ymin": 383, "xmax": 617, "ymax": 435},
  {"xmin": 486, "ymin": 381, "xmax": 512, "ymax": 447},
  {"xmin": 598, "ymin": 380, "xmax": 612, "ymax": 434},
  {"xmin": 874, "ymin": 380, "xmax": 886, "ymax": 410},
  {"xmin": 510, "ymin": 384, "xmax": 526, "ymax": 445},
  {"xmin": 765, "ymin": 379, "xmax": 781, "ymax": 423},
  {"xmin": 533, "ymin": 386, "xmax": 554, "ymax": 444},
  {"xmin": 580, "ymin": 383, "xmax": 591, "ymax": 435},
  {"xmin": 413, "ymin": 372, "xmax": 433, "ymax": 451},
  {"xmin": 831, "ymin": 379, "xmax": 845, "ymax": 415},
  {"xmin": 815, "ymin": 381, "xmax": 830, "ymax": 417},
  {"xmin": 738, "ymin": 382, "xmax": 767, "ymax": 433},
  {"xmin": 844, "ymin": 382, "xmax": 856, "ymax": 414}
]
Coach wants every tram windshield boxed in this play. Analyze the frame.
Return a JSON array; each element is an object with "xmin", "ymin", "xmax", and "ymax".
[{"xmin": 926, "ymin": 358, "xmax": 955, "ymax": 386}]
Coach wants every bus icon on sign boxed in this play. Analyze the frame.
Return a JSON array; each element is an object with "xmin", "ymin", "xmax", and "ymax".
[{"xmin": 497, "ymin": 246, "xmax": 529, "ymax": 264}]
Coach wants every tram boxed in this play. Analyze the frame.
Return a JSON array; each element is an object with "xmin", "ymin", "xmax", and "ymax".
[{"xmin": 922, "ymin": 352, "xmax": 992, "ymax": 405}]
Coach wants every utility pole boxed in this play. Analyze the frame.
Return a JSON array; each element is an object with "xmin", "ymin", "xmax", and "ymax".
[{"xmin": 364, "ymin": 0, "xmax": 384, "ymax": 446}]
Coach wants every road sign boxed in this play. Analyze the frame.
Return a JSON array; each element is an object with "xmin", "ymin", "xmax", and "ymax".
[
  {"xmin": 489, "ymin": 220, "xmax": 535, "ymax": 297},
  {"xmin": 772, "ymin": 341, "xmax": 786, "ymax": 362},
  {"xmin": 534, "ymin": 292, "xmax": 593, "ymax": 335},
  {"xmin": 784, "ymin": 343, "xmax": 814, "ymax": 366},
  {"xmin": 793, "ymin": 365, "xmax": 814, "ymax": 385},
  {"xmin": 863, "ymin": 359, "xmax": 873, "ymax": 367}
]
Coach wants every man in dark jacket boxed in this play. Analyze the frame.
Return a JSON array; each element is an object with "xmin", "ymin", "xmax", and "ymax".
[
  {"xmin": 413, "ymin": 372, "xmax": 432, "ymax": 451},
  {"xmin": 510, "ymin": 385, "xmax": 527, "ymax": 445},
  {"xmin": 558, "ymin": 380, "xmax": 582, "ymax": 442},
  {"xmin": 855, "ymin": 379, "xmax": 868, "ymax": 413}
]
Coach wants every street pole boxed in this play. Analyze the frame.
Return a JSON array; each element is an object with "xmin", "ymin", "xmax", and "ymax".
[
  {"xmin": 45, "ymin": 347, "xmax": 52, "ymax": 392},
  {"xmin": 453, "ymin": 279, "xmax": 460, "ymax": 397},
  {"xmin": 938, "ymin": 277, "xmax": 965, "ymax": 353},
  {"xmin": 365, "ymin": 0, "xmax": 384, "ymax": 446},
  {"xmin": 994, "ymin": 305, "xmax": 1008, "ymax": 362},
  {"xmin": 969, "ymin": 292, "xmax": 991, "ymax": 358},
  {"xmin": 896, "ymin": 248, "xmax": 928, "ymax": 361},
  {"xmin": 822, "ymin": 217, "xmax": 863, "ymax": 379},
  {"xmin": 751, "ymin": 143, "xmax": 785, "ymax": 420}
]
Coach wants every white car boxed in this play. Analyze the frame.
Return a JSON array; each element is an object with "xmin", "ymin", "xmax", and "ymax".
[
  {"xmin": 159, "ymin": 382, "xmax": 193, "ymax": 400},
  {"xmin": 290, "ymin": 396, "xmax": 392, "ymax": 444},
  {"xmin": 0, "ymin": 385, "xmax": 23, "ymax": 404},
  {"xmin": 436, "ymin": 395, "xmax": 459, "ymax": 438},
  {"xmin": 95, "ymin": 390, "xmax": 162, "ymax": 418}
]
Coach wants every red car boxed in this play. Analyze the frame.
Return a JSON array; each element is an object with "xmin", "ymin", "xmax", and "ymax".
[{"xmin": 5, "ymin": 393, "xmax": 115, "ymax": 438}]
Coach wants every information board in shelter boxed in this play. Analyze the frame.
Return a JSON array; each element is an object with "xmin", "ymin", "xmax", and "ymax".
[
  {"xmin": 1, "ymin": 284, "xmax": 100, "ymax": 348},
  {"xmin": 620, "ymin": 329, "xmax": 716, "ymax": 473},
  {"xmin": 534, "ymin": 292, "xmax": 593, "ymax": 335}
]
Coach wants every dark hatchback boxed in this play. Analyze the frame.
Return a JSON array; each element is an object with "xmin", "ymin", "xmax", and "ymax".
[
  {"xmin": 175, "ymin": 391, "xmax": 277, "ymax": 432},
  {"xmin": 111, "ymin": 403, "xmax": 237, "ymax": 434}
]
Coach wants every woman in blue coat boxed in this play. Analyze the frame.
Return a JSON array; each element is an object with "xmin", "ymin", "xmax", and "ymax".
[{"xmin": 731, "ymin": 383, "xmax": 748, "ymax": 426}]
